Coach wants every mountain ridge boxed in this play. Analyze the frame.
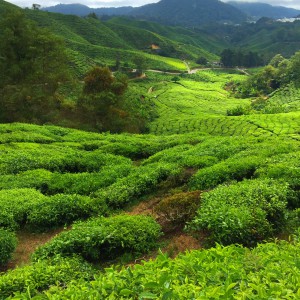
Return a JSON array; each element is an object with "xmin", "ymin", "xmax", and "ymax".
[
  {"xmin": 42, "ymin": 0, "xmax": 247, "ymax": 26},
  {"xmin": 228, "ymin": 1, "xmax": 300, "ymax": 20}
]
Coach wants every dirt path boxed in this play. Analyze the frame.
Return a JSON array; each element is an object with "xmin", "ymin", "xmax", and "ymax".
[
  {"xmin": 127, "ymin": 195, "xmax": 203, "ymax": 258},
  {"xmin": 2, "ymin": 228, "xmax": 65, "ymax": 271}
]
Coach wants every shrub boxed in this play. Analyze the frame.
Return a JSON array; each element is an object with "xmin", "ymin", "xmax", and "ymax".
[
  {"xmin": 0, "ymin": 189, "xmax": 100, "ymax": 231},
  {"xmin": 227, "ymin": 105, "xmax": 250, "ymax": 116},
  {"xmin": 187, "ymin": 179, "xmax": 290, "ymax": 245},
  {"xmin": 189, "ymin": 156, "xmax": 263, "ymax": 190},
  {"xmin": 27, "ymin": 194, "xmax": 107, "ymax": 231},
  {"xmin": 255, "ymin": 152, "xmax": 300, "ymax": 208},
  {"xmin": 47, "ymin": 164, "xmax": 132, "ymax": 195},
  {"xmin": 0, "ymin": 188, "xmax": 46, "ymax": 230},
  {"xmin": 43, "ymin": 241, "xmax": 300, "ymax": 299},
  {"xmin": 0, "ymin": 229, "xmax": 17, "ymax": 266},
  {"xmin": 32, "ymin": 215, "xmax": 162, "ymax": 262},
  {"xmin": 155, "ymin": 191, "xmax": 201, "ymax": 229},
  {"xmin": 0, "ymin": 256, "xmax": 95, "ymax": 299},
  {"xmin": 95, "ymin": 163, "xmax": 181, "ymax": 208}
]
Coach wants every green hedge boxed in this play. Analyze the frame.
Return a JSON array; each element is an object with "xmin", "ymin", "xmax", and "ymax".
[
  {"xmin": 0, "ymin": 189, "xmax": 103, "ymax": 231},
  {"xmin": 187, "ymin": 179, "xmax": 290, "ymax": 245},
  {"xmin": 0, "ymin": 229, "xmax": 17, "ymax": 266},
  {"xmin": 189, "ymin": 156, "xmax": 264, "ymax": 190},
  {"xmin": 0, "ymin": 145, "xmax": 130, "ymax": 174},
  {"xmin": 0, "ymin": 164, "xmax": 133, "ymax": 196},
  {"xmin": 95, "ymin": 163, "xmax": 182, "ymax": 208},
  {"xmin": 33, "ymin": 215, "xmax": 162, "ymax": 262},
  {"xmin": 41, "ymin": 241, "xmax": 300, "ymax": 299},
  {"xmin": 0, "ymin": 256, "xmax": 96, "ymax": 299}
]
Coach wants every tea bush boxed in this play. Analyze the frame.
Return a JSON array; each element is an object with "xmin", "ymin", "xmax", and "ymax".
[
  {"xmin": 0, "ymin": 188, "xmax": 46, "ymax": 230},
  {"xmin": 0, "ymin": 145, "xmax": 130, "ymax": 174},
  {"xmin": 33, "ymin": 215, "xmax": 162, "ymax": 262},
  {"xmin": 41, "ymin": 241, "xmax": 300, "ymax": 299},
  {"xmin": 95, "ymin": 163, "xmax": 182, "ymax": 208},
  {"xmin": 255, "ymin": 151, "xmax": 300, "ymax": 207},
  {"xmin": 0, "ymin": 164, "xmax": 133, "ymax": 196},
  {"xmin": 0, "ymin": 189, "xmax": 100, "ymax": 231},
  {"xmin": 0, "ymin": 256, "xmax": 96, "ymax": 299},
  {"xmin": 189, "ymin": 156, "xmax": 264, "ymax": 190},
  {"xmin": 27, "ymin": 194, "xmax": 107, "ymax": 231},
  {"xmin": 187, "ymin": 179, "xmax": 290, "ymax": 245},
  {"xmin": 0, "ymin": 228, "xmax": 17, "ymax": 266},
  {"xmin": 46, "ymin": 164, "xmax": 133, "ymax": 195}
]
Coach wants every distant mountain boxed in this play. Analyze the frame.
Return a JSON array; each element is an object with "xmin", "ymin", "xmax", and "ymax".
[
  {"xmin": 43, "ymin": 0, "xmax": 247, "ymax": 26},
  {"xmin": 228, "ymin": 2, "xmax": 300, "ymax": 20},
  {"xmin": 42, "ymin": 4, "xmax": 134, "ymax": 17},
  {"xmin": 129, "ymin": 0, "xmax": 247, "ymax": 26}
]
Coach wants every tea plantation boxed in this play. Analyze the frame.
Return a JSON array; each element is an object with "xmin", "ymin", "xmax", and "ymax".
[{"xmin": 0, "ymin": 68, "xmax": 299, "ymax": 298}]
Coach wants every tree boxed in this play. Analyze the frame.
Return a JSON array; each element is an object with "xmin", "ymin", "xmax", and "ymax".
[
  {"xmin": 83, "ymin": 66, "xmax": 114, "ymax": 95},
  {"xmin": 133, "ymin": 56, "xmax": 148, "ymax": 75},
  {"xmin": 196, "ymin": 56, "xmax": 208, "ymax": 66},
  {"xmin": 0, "ymin": 10, "xmax": 70, "ymax": 123},
  {"xmin": 0, "ymin": 10, "xmax": 69, "ymax": 87},
  {"xmin": 78, "ymin": 66, "xmax": 128, "ymax": 131},
  {"xmin": 220, "ymin": 49, "xmax": 235, "ymax": 67},
  {"xmin": 269, "ymin": 54, "xmax": 285, "ymax": 68}
]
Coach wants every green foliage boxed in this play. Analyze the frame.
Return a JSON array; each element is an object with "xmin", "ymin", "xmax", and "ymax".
[
  {"xmin": 39, "ymin": 241, "xmax": 300, "ymax": 299},
  {"xmin": 189, "ymin": 155, "xmax": 264, "ymax": 190},
  {"xmin": 0, "ymin": 144, "xmax": 130, "ymax": 175},
  {"xmin": 188, "ymin": 179, "xmax": 290, "ymax": 245},
  {"xmin": 0, "ymin": 10, "xmax": 68, "ymax": 87},
  {"xmin": 0, "ymin": 188, "xmax": 102, "ymax": 231},
  {"xmin": 0, "ymin": 256, "xmax": 96, "ymax": 299},
  {"xmin": 78, "ymin": 66, "xmax": 130, "ymax": 131},
  {"xmin": 83, "ymin": 66, "xmax": 114, "ymax": 95},
  {"xmin": 95, "ymin": 163, "xmax": 182, "ymax": 209},
  {"xmin": 0, "ymin": 229, "xmax": 17, "ymax": 266},
  {"xmin": 0, "ymin": 10, "xmax": 70, "ymax": 124},
  {"xmin": 226, "ymin": 105, "xmax": 251, "ymax": 116},
  {"xmin": 33, "ymin": 215, "xmax": 162, "ymax": 262},
  {"xmin": 27, "ymin": 194, "xmax": 106, "ymax": 231},
  {"xmin": 220, "ymin": 49, "xmax": 263, "ymax": 68},
  {"xmin": 234, "ymin": 51, "xmax": 300, "ymax": 98}
]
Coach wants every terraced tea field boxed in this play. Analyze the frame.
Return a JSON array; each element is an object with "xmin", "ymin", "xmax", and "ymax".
[
  {"xmin": 147, "ymin": 70, "xmax": 300, "ymax": 137},
  {"xmin": 0, "ymin": 68, "xmax": 300, "ymax": 298}
]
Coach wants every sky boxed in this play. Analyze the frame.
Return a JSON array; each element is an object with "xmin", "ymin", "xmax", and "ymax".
[{"xmin": 5, "ymin": 0, "xmax": 300, "ymax": 10}]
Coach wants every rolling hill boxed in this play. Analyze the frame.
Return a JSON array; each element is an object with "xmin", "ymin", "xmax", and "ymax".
[{"xmin": 21, "ymin": 7, "xmax": 220, "ymax": 75}]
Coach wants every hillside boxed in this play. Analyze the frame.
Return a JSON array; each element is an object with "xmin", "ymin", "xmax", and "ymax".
[
  {"xmin": 20, "ymin": 8, "xmax": 219, "ymax": 75},
  {"xmin": 229, "ymin": 1, "xmax": 300, "ymax": 20}
]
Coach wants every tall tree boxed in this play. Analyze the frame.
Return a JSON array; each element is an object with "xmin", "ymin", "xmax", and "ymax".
[{"xmin": 0, "ymin": 10, "xmax": 70, "ymax": 123}]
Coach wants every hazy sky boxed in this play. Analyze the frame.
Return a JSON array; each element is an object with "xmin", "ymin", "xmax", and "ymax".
[{"xmin": 5, "ymin": 0, "xmax": 300, "ymax": 9}]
